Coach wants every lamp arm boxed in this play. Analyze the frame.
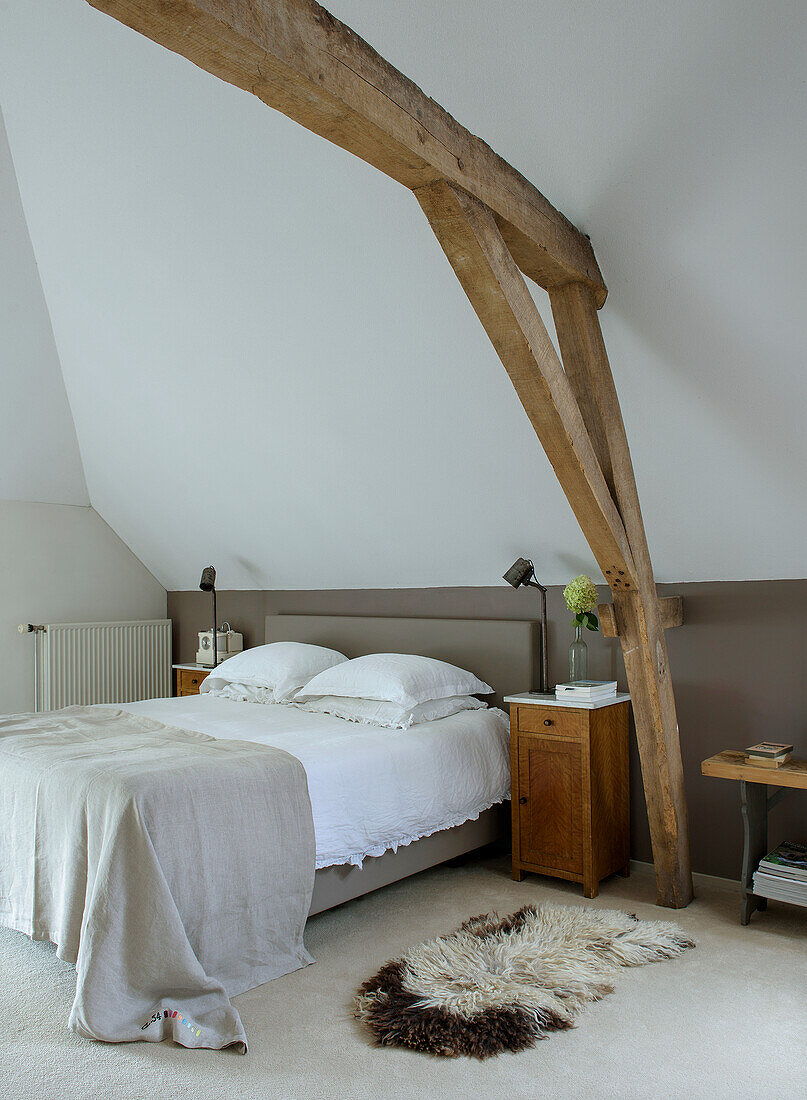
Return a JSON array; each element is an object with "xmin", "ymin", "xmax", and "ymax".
[
  {"xmin": 526, "ymin": 579, "xmax": 548, "ymax": 690},
  {"xmin": 540, "ymin": 587, "xmax": 548, "ymax": 693}
]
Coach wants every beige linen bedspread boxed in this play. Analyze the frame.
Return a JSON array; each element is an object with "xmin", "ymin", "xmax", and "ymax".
[{"xmin": 0, "ymin": 706, "xmax": 315, "ymax": 1051}]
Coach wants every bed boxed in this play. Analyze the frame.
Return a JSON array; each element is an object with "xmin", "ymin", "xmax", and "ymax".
[
  {"xmin": 0, "ymin": 614, "xmax": 536, "ymax": 1050},
  {"xmin": 262, "ymin": 614, "xmax": 533, "ymax": 912}
]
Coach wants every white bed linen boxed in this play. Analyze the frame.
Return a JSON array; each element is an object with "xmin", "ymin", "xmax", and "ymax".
[{"xmin": 122, "ymin": 695, "xmax": 510, "ymax": 870}]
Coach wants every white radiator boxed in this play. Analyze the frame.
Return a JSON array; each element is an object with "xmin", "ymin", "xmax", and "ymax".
[{"xmin": 37, "ymin": 620, "xmax": 172, "ymax": 709}]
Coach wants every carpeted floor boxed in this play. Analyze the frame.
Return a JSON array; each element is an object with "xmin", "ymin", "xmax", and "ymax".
[{"xmin": 1, "ymin": 856, "xmax": 805, "ymax": 1099}]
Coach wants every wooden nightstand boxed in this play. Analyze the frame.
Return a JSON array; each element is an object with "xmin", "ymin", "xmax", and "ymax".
[
  {"xmin": 505, "ymin": 693, "xmax": 631, "ymax": 898},
  {"xmin": 173, "ymin": 664, "xmax": 212, "ymax": 697}
]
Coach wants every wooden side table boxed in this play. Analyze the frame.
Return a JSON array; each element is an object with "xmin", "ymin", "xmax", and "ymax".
[
  {"xmin": 505, "ymin": 693, "xmax": 631, "ymax": 898},
  {"xmin": 701, "ymin": 751, "xmax": 807, "ymax": 924},
  {"xmin": 173, "ymin": 663, "xmax": 212, "ymax": 697}
]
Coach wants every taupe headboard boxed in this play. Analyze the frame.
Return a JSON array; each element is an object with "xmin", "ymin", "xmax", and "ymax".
[{"xmin": 265, "ymin": 614, "xmax": 537, "ymax": 706}]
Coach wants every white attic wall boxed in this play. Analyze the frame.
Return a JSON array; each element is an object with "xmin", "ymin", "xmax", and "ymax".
[
  {"xmin": 0, "ymin": 100, "xmax": 165, "ymax": 712},
  {"xmin": 0, "ymin": 1, "xmax": 804, "ymax": 590},
  {"xmin": 0, "ymin": 500, "xmax": 167, "ymax": 713},
  {"xmin": 0, "ymin": 104, "xmax": 87, "ymax": 505}
]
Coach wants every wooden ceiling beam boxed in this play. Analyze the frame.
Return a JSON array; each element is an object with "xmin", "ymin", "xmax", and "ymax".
[
  {"xmin": 416, "ymin": 180, "xmax": 635, "ymax": 588},
  {"xmin": 85, "ymin": 0, "xmax": 607, "ymax": 304}
]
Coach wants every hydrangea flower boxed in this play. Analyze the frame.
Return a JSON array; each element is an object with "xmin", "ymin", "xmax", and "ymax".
[{"xmin": 563, "ymin": 574, "xmax": 600, "ymax": 631}]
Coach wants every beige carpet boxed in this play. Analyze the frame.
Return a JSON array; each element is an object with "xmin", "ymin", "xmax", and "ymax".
[{"xmin": 1, "ymin": 856, "xmax": 805, "ymax": 1099}]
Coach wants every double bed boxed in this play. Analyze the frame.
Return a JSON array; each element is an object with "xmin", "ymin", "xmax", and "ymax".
[{"xmin": 0, "ymin": 614, "xmax": 536, "ymax": 1050}]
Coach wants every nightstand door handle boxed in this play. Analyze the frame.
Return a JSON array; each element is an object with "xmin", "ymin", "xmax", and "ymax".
[
  {"xmin": 543, "ymin": 718, "xmax": 553, "ymax": 726},
  {"xmin": 519, "ymin": 796, "xmax": 528, "ymax": 804}
]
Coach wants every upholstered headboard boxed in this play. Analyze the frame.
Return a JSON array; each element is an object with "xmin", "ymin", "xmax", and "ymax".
[{"xmin": 265, "ymin": 614, "xmax": 537, "ymax": 706}]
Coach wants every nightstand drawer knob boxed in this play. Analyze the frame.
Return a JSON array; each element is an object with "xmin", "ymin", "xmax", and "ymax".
[
  {"xmin": 519, "ymin": 796, "xmax": 528, "ymax": 804},
  {"xmin": 543, "ymin": 718, "xmax": 553, "ymax": 726},
  {"xmin": 191, "ymin": 678, "xmax": 199, "ymax": 685}
]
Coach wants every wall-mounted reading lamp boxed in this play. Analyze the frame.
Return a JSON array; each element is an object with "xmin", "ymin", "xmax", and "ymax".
[
  {"xmin": 503, "ymin": 557, "xmax": 548, "ymax": 694},
  {"xmin": 199, "ymin": 565, "xmax": 218, "ymax": 668},
  {"xmin": 17, "ymin": 622, "xmax": 46, "ymax": 712}
]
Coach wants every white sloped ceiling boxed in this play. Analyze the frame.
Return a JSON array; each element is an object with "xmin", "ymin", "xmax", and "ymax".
[{"xmin": 0, "ymin": 0, "xmax": 804, "ymax": 589}]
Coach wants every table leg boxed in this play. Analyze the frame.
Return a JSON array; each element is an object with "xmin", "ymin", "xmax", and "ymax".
[{"xmin": 740, "ymin": 780, "xmax": 768, "ymax": 925}]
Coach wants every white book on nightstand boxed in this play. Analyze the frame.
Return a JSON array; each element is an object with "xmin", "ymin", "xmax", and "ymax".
[
  {"xmin": 555, "ymin": 679, "xmax": 618, "ymax": 699},
  {"xmin": 504, "ymin": 691, "xmax": 630, "ymax": 710}
]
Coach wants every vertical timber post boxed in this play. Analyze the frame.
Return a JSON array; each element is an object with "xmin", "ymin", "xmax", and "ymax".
[{"xmin": 549, "ymin": 282, "xmax": 693, "ymax": 907}]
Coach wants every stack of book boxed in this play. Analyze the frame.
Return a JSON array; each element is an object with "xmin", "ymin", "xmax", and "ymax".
[
  {"xmin": 753, "ymin": 841, "xmax": 807, "ymax": 906},
  {"xmin": 744, "ymin": 741, "xmax": 794, "ymax": 768},
  {"xmin": 555, "ymin": 680, "xmax": 617, "ymax": 701}
]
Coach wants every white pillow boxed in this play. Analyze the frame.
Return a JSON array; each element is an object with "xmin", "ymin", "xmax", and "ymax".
[
  {"xmin": 200, "ymin": 642, "xmax": 347, "ymax": 703},
  {"xmin": 203, "ymin": 682, "xmax": 277, "ymax": 704},
  {"xmin": 294, "ymin": 653, "xmax": 493, "ymax": 708},
  {"xmin": 295, "ymin": 694, "xmax": 487, "ymax": 729}
]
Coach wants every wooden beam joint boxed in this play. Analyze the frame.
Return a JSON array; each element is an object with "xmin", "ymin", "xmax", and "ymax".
[{"xmin": 598, "ymin": 595, "xmax": 683, "ymax": 638}]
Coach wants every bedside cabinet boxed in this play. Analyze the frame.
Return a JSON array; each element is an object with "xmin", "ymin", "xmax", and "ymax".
[
  {"xmin": 173, "ymin": 664, "xmax": 211, "ymax": 697},
  {"xmin": 504, "ymin": 693, "xmax": 631, "ymax": 898}
]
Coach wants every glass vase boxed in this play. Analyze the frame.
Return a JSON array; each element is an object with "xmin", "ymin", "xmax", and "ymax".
[{"xmin": 569, "ymin": 623, "xmax": 588, "ymax": 682}]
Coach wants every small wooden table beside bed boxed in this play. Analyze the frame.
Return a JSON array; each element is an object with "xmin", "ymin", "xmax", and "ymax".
[
  {"xmin": 506, "ymin": 692, "xmax": 631, "ymax": 898},
  {"xmin": 701, "ymin": 749, "xmax": 807, "ymax": 924},
  {"xmin": 0, "ymin": 614, "xmax": 536, "ymax": 1052}
]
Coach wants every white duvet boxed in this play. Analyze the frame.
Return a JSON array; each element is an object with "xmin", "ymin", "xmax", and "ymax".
[{"xmin": 122, "ymin": 695, "xmax": 510, "ymax": 870}]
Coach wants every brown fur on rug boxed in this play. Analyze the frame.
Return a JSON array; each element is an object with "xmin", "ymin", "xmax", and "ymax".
[{"xmin": 355, "ymin": 903, "xmax": 694, "ymax": 1058}]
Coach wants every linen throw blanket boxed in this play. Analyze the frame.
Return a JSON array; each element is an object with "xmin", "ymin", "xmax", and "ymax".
[{"xmin": 0, "ymin": 706, "xmax": 316, "ymax": 1051}]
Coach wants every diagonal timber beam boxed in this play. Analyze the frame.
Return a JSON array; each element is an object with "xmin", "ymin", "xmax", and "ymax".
[
  {"xmin": 549, "ymin": 282, "xmax": 693, "ymax": 908},
  {"xmin": 416, "ymin": 180, "xmax": 636, "ymax": 590},
  {"xmin": 422, "ymin": 187, "xmax": 691, "ymax": 908},
  {"xmin": 86, "ymin": 0, "xmax": 606, "ymax": 304}
]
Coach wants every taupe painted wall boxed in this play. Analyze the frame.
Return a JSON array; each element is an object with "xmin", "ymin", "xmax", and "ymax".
[{"xmin": 168, "ymin": 580, "xmax": 807, "ymax": 881}]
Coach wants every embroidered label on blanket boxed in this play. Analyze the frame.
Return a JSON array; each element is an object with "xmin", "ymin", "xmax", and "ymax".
[{"xmin": 141, "ymin": 1008, "xmax": 201, "ymax": 1037}]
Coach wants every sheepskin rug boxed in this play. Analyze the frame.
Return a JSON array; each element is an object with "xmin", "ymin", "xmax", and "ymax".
[{"xmin": 356, "ymin": 903, "xmax": 695, "ymax": 1058}]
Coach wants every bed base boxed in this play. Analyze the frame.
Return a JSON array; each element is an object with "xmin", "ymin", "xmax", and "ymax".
[{"xmin": 309, "ymin": 804, "xmax": 508, "ymax": 916}]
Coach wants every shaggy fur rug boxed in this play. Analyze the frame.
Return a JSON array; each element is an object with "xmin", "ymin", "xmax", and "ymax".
[{"xmin": 356, "ymin": 903, "xmax": 695, "ymax": 1058}]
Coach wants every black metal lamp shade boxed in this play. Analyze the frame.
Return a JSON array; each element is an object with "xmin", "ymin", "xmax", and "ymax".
[{"xmin": 503, "ymin": 557, "xmax": 536, "ymax": 589}]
